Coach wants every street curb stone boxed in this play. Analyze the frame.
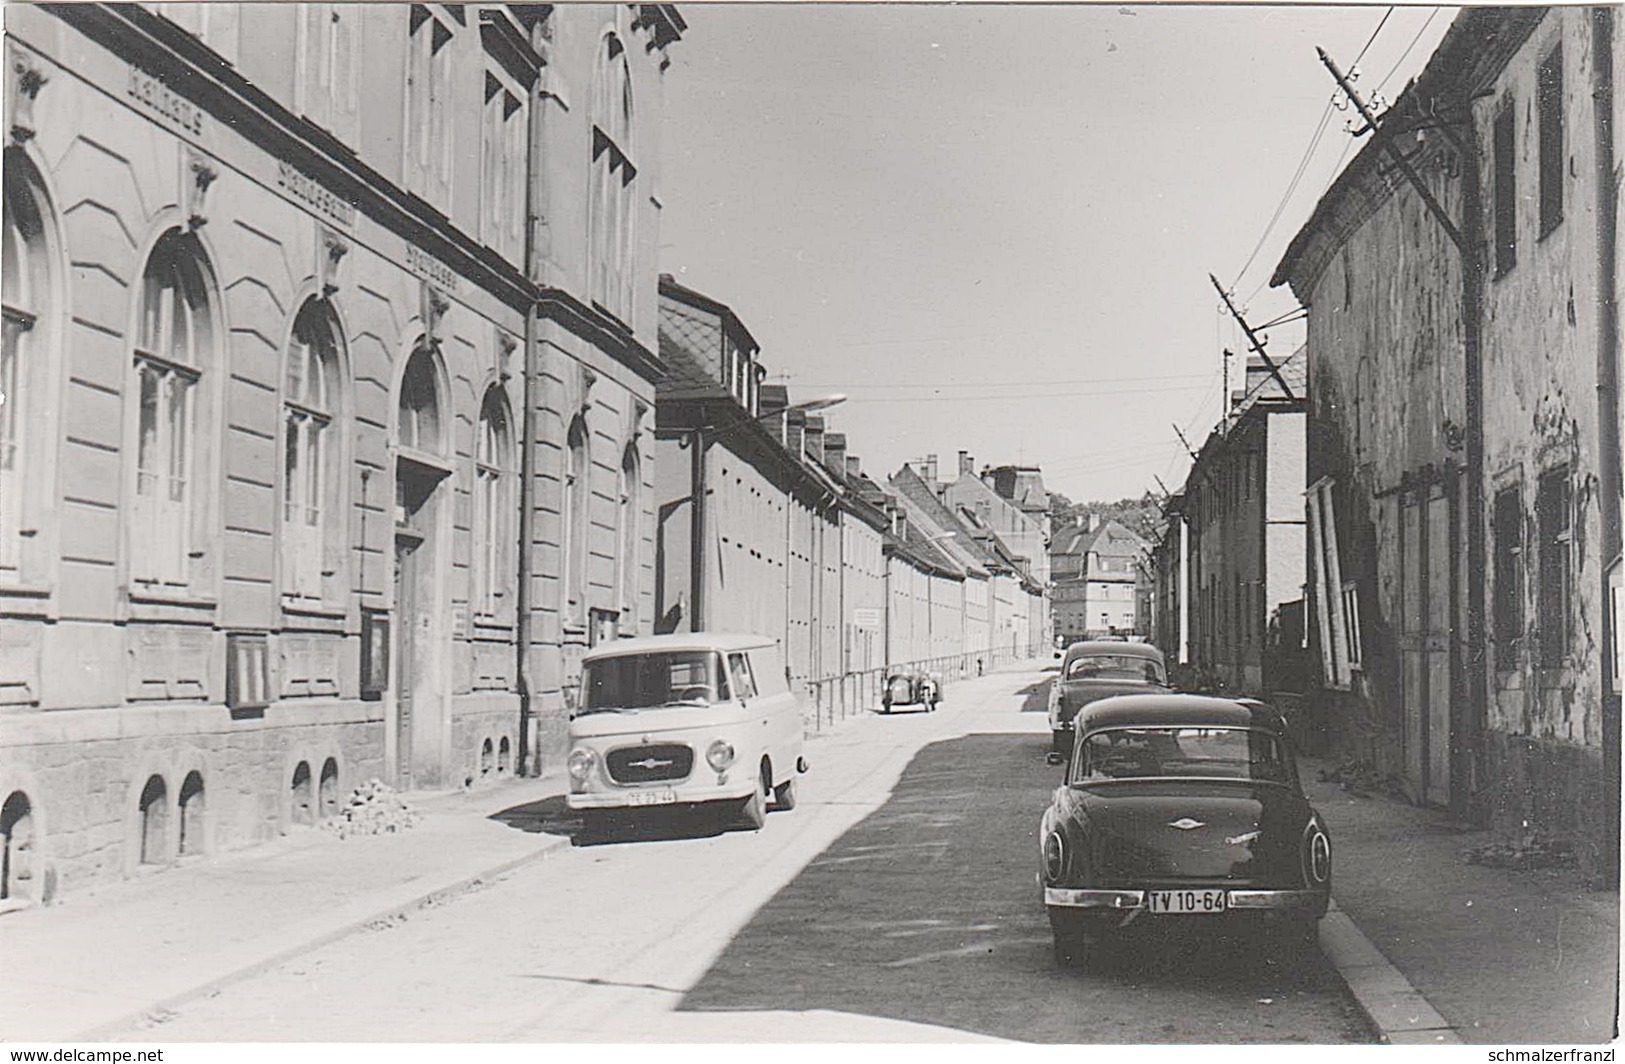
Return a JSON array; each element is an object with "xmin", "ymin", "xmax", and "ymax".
[{"xmin": 1319, "ymin": 900, "xmax": 1462, "ymax": 1045}]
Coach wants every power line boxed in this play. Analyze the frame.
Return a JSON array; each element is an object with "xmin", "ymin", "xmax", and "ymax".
[
  {"xmin": 790, "ymin": 370, "xmax": 1213, "ymax": 392},
  {"xmin": 840, "ymin": 381, "xmax": 1213, "ymax": 404},
  {"xmin": 1228, "ymin": 5, "xmax": 1396, "ymax": 296},
  {"xmin": 1376, "ymin": 8, "xmax": 1442, "ymax": 95}
]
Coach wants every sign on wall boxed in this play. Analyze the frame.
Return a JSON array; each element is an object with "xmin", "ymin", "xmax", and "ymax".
[{"xmin": 853, "ymin": 607, "xmax": 881, "ymax": 630}]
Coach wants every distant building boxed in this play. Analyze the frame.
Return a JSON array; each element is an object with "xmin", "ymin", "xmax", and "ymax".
[
  {"xmin": 1173, "ymin": 351, "xmax": 1308, "ymax": 697},
  {"xmin": 1050, "ymin": 517, "xmax": 1144, "ymax": 641}
]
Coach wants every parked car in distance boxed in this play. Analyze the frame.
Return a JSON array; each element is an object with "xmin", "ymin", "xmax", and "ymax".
[
  {"xmin": 882, "ymin": 667, "xmax": 939, "ymax": 713},
  {"xmin": 1038, "ymin": 693, "xmax": 1332, "ymax": 968},
  {"xmin": 1048, "ymin": 641, "xmax": 1169, "ymax": 756},
  {"xmin": 566, "ymin": 633, "xmax": 807, "ymax": 834}
]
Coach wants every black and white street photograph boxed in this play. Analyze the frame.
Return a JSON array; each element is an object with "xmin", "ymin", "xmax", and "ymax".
[{"xmin": 0, "ymin": 0, "xmax": 1620, "ymax": 1054}]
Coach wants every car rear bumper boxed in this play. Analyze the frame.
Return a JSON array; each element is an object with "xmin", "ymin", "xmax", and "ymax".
[{"xmin": 1044, "ymin": 887, "xmax": 1326, "ymax": 913}]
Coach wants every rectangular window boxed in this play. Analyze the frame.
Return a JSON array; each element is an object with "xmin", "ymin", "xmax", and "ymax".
[
  {"xmin": 299, "ymin": 4, "xmax": 360, "ymax": 143},
  {"xmin": 1492, "ymin": 485, "xmax": 1523, "ymax": 657},
  {"xmin": 1493, "ymin": 101, "xmax": 1516, "ymax": 276},
  {"xmin": 133, "ymin": 357, "xmax": 196, "ymax": 587},
  {"xmin": 1538, "ymin": 46, "xmax": 1564, "ymax": 236},
  {"xmin": 1536, "ymin": 468, "xmax": 1571, "ymax": 666},
  {"xmin": 405, "ymin": 5, "xmax": 455, "ymax": 208}
]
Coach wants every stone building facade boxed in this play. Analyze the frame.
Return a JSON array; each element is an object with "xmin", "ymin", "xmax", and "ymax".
[
  {"xmin": 0, "ymin": 1, "xmax": 682, "ymax": 902},
  {"xmin": 1272, "ymin": 6, "xmax": 1620, "ymax": 876}
]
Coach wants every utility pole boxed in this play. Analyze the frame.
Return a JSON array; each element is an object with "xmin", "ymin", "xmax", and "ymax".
[
  {"xmin": 1221, "ymin": 347, "xmax": 1232, "ymax": 433},
  {"xmin": 1172, "ymin": 423, "xmax": 1200, "ymax": 462},
  {"xmin": 1319, "ymin": 45, "xmax": 1487, "ymax": 826},
  {"xmin": 1209, "ymin": 274, "xmax": 1297, "ymax": 402}
]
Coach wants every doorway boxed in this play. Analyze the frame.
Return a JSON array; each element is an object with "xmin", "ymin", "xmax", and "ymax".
[{"xmin": 1400, "ymin": 482, "xmax": 1456, "ymax": 807}]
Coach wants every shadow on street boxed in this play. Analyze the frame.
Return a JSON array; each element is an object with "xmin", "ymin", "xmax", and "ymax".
[
  {"xmin": 676, "ymin": 732, "xmax": 1373, "ymax": 1044},
  {"xmin": 489, "ymin": 795, "xmax": 733, "ymax": 847},
  {"xmin": 1017, "ymin": 677, "xmax": 1052, "ymax": 713}
]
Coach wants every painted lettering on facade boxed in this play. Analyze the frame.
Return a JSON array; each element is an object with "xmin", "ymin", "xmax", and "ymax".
[
  {"xmin": 276, "ymin": 161, "xmax": 357, "ymax": 228},
  {"xmin": 404, "ymin": 243, "xmax": 459, "ymax": 293},
  {"xmin": 127, "ymin": 65, "xmax": 202, "ymax": 135}
]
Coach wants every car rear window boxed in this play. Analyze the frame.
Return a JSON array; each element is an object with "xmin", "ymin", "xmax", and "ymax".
[
  {"xmin": 1065, "ymin": 655, "xmax": 1166, "ymax": 684},
  {"xmin": 580, "ymin": 651, "xmax": 731, "ymax": 713},
  {"xmin": 1076, "ymin": 727, "xmax": 1291, "ymax": 784}
]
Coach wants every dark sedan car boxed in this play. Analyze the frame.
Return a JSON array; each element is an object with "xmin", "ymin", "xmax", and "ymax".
[
  {"xmin": 1048, "ymin": 641, "xmax": 1169, "ymax": 756},
  {"xmin": 1037, "ymin": 694, "xmax": 1331, "ymax": 967}
]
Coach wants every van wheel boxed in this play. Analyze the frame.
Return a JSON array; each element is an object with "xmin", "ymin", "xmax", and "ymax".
[
  {"xmin": 737, "ymin": 767, "xmax": 768, "ymax": 831},
  {"xmin": 772, "ymin": 776, "xmax": 798, "ymax": 812}
]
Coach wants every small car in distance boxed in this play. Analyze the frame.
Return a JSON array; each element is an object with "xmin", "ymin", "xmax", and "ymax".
[
  {"xmin": 566, "ymin": 634, "xmax": 806, "ymax": 834},
  {"xmin": 1048, "ymin": 641, "xmax": 1169, "ymax": 756},
  {"xmin": 882, "ymin": 667, "xmax": 939, "ymax": 713},
  {"xmin": 1037, "ymin": 693, "xmax": 1332, "ymax": 968}
]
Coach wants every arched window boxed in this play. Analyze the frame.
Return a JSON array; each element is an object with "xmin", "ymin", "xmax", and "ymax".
[
  {"xmin": 1, "ymin": 151, "xmax": 53, "ymax": 586},
  {"xmin": 283, "ymin": 299, "xmax": 344, "ymax": 605},
  {"xmin": 398, "ymin": 345, "xmax": 441, "ymax": 454},
  {"xmin": 588, "ymin": 33, "xmax": 636, "ymax": 323},
  {"xmin": 131, "ymin": 229, "xmax": 216, "ymax": 590},
  {"xmin": 473, "ymin": 387, "xmax": 512, "ymax": 620},
  {"xmin": 563, "ymin": 416, "xmax": 589, "ymax": 616},
  {"xmin": 617, "ymin": 442, "xmax": 639, "ymax": 616}
]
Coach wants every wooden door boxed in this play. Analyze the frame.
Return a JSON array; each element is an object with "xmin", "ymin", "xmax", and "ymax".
[{"xmin": 1425, "ymin": 490, "xmax": 1453, "ymax": 807}]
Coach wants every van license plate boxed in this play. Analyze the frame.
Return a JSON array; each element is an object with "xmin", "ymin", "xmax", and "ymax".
[
  {"xmin": 625, "ymin": 789, "xmax": 677, "ymax": 807},
  {"xmin": 1148, "ymin": 889, "xmax": 1227, "ymax": 914}
]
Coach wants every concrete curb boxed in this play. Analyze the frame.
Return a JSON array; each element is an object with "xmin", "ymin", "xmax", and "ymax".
[
  {"xmin": 1319, "ymin": 899, "xmax": 1462, "ymax": 1045},
  {"xmin": 76, "ymin": 831, "xmax": 573, "ymax": 1041}
]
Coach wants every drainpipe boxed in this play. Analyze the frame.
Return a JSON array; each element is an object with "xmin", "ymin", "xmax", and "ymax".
[
  {"xmin": 1592, "ymin": 5, "xmax": 1620, "ymax": 887},
  {"xmin": 1455, "ymin": 97, "xmax": 1489, "ymax": 828},
  {"xmin": 690, "ymin": 425, "xmax": 707, "ymax": 632}
]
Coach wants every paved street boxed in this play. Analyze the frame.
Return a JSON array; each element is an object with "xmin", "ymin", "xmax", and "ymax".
[{"xmin": 108, "ymin": 667, "xmax": 1372, "ymax": 1044}]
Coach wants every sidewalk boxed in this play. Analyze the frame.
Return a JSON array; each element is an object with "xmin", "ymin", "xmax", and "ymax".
[
  {"xmin": 0, "ymin": 772, "xmax": 574, "ymax": 1043},
  {"xmin": 0, "ymin": 661, "xmax": 963, "ymax": 1046},
  {"xmin": 1301, "ymin": 757, "xmax": 1620, "ymax": 1045}
]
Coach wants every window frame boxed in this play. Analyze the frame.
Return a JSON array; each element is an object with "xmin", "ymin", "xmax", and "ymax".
[
  {"xmin": 280, "ymin": 297, "xmax": 347, "ymax": 612},
  {"xmin": 128, "ymin": 228, "xmax": 219, "ymax": 597},
  {"xmin": 1537, "ymin": 44, "xmax": 1564, "ymax": 238},
  {"xmin": 1535, "ymin": 466, "xmax": 1572, "ymax": 668},
  {"xmin": 1492, "ymin": 98, "xmax": 1517, "ymax": 277},
  {"xmin": 472, "ymin": 385, "xmax": 513, "ymax": 624},
  {"xmin": 1491, "ymin": 483, "xmax": 1524, "ymax": 661}
]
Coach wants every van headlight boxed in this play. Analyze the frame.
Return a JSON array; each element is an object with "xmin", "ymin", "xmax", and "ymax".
[
  {"xmin": 567, "ymin": 748, "xmax": 595, "ymax": 784},
  {"xmin": 706, "ymin": 740, "xmax": 736, "ymax": 772}
]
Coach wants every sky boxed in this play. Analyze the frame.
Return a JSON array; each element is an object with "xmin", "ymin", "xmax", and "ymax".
[{"xmin": 657, "ymin": 3, "xmax": 1457, "ymax": 504}]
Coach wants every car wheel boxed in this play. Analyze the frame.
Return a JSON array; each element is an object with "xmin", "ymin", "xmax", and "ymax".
[
  {"xmin": 737, "ymin": 774, "xmax": 767, "ymax": 831},
  {"xmin": 772, "ymin": 775, "xmax": 798, "ymax": 812}
]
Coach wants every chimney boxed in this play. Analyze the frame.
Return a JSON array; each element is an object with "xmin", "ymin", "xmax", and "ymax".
[
  {"xmin": 1087, "ymin": 513, "xmax": 1099, "ymax": 533},
  {"xmin": 786, "ymin": 408, "xmax": 806, "ymax": 457},
  {"xmin": 958, "ymin": 450, "xmax": 974, "ymax": 477},
  {"xmin": 824, "ymin": 432, "xmax": 847, "ymax": 480},
  {"xmin": 759, "ymin": 384, "xmax": 789, "ymax": 445},
  {"xmin": 803, "ymin": 415, "xmax": 826, "ymax": 464},
  {"xmin": 846, "ymin": 454, "xmax": 862, "ymax": 479}
]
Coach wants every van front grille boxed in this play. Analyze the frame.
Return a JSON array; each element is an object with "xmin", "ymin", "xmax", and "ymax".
[{"xmin": 606, "ymin": 743, "xmax": 694, "ymax": 784}]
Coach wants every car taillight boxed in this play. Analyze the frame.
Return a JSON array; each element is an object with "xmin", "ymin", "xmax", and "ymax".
[
  {"xmin": 1303, "ymin": 822, "xmax": 1331, "ymax": 886},
  {"xmin": 1042, "ymin": 830, "xmax": 1068, "ymax": 883}
]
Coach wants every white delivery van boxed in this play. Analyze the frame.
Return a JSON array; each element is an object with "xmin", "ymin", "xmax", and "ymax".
[{"xmin": 565, "ymin": 633, "xmax": 807, "ymax": 832}]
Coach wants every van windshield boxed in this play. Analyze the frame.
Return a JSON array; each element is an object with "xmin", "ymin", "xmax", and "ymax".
[{"xmin": 579, "ymin": 651, "xmax": 731, "ymax": 714}]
